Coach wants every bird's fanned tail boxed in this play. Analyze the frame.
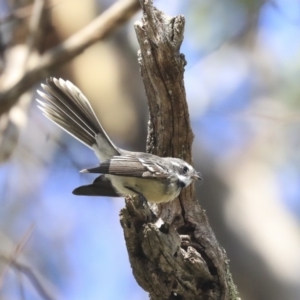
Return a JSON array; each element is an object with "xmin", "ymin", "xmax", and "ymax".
[{"xmin": 37, "ymin": 77, "xmax": 118, "ymax": 156}]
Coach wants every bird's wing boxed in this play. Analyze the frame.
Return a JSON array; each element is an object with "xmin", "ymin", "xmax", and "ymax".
[{"xmin": 81, "ymin": 155, "xmax": 169, "ymax": 179}]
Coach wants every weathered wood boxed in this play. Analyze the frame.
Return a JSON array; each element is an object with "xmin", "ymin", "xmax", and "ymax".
[{"xmin": 120, "ymin": 1, "xmax": 239, "ymax": 299}]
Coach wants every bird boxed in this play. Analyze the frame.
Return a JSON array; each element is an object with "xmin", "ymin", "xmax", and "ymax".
[{"xmin": 36, "ymin": 77, "xmax": 201, "ymax": 203}]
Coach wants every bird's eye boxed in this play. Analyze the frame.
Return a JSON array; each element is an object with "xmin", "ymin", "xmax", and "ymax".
[{"xmin": 182, "ymin": 166, "xmax": 189, "ymax": 174}]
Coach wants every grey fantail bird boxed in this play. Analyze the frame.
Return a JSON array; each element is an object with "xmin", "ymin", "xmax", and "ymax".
[{"xmin": 37, "ymin": 78, "xmax": 201, "ymax": 203}]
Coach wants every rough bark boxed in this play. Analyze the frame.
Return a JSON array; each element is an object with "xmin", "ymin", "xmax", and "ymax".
[{"xmin": 120, "ymin": 1, "xmax": 240, "ymax": 300}]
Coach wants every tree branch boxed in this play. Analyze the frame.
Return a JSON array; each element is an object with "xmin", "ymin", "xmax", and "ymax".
[
  {"xmin": 0, "ymin": 254, "xmax": 56, "ymax": 300},
  {"xmin": 120, "ymin": 1, "xmax": 239, "ymax": 299},
  {"xmin": 0, "ymin": 0, "xmax": 140, "ymax": 116}
]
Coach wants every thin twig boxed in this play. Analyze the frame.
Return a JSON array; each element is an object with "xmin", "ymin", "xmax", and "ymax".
[
  {"xmin": 0, "ymin": 224, "xmax": 35, "ymax": 288},
  {"xmin": 0, "ymin": 1, "xmax": 55, "ymax": 26},
  {"xmin": 23, "ymin": 0, "xmax": 46, "ymax": 70},
  {"xmin": 0, "ymin": 254, "xmax": 56, "ymax": 300},
  {"xmin": 15, "ymin": 268, "xmax": 26, "ymax": 300}
]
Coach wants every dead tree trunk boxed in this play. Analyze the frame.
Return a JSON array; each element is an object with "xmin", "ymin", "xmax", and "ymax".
[{"xmin": 120, "ymin": 1, "xmax": 239, "ymax": 299}]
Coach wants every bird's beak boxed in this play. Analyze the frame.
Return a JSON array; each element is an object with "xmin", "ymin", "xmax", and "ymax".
[{"xmin": 192, "ymin": 174, "xmax": 202, "ymax": 180}]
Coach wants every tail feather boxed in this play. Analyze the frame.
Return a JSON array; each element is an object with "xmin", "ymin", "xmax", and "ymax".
[
  {"xmin": 37, "ymin": 78, "xmax": 119, "ymax": 158},
  {"xmin": 72, "ymin": 175, "xmax": 120, "ymax": 197},
  {"xmin": 38, "ymin": 100, "xmax": 94, "ymax": 148}
]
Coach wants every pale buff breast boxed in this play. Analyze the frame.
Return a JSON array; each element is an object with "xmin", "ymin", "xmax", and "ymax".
[{"xmin": 108, "ymin": 176, "xmax": 180, "ymax": 203}]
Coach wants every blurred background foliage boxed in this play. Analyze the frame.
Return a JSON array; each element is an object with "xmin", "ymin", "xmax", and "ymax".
[{"xmin": 0, "ymin": 0, "xmax": 299, "ymax": 299}]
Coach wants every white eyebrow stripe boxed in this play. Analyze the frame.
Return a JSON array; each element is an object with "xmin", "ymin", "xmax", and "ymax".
[
  {"xmin": 178, "ymin": 174, "xmax": 189, "ymax": 183},
  {"xmin": 171, "ymin": 161, "xmax": 180, "ymax": 167}
]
